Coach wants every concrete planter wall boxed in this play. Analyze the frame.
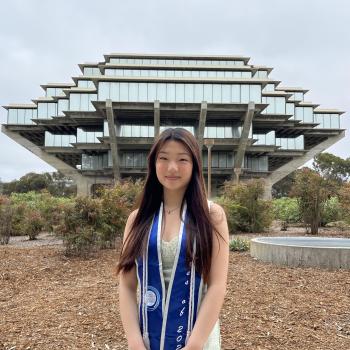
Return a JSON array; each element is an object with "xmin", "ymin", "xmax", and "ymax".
[{"xmin": 250, "ymin": 237, "xmax": 350, "ymax": 270}]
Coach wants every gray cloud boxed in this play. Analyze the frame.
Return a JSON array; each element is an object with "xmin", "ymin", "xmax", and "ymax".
[{"xmin": 1, "ymin": 0, "xmax": 349, "ymax": 181}]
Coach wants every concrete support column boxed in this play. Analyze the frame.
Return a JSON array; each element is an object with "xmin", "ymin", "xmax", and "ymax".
[
  {"xmin": 197, "ymin": 101, "xmax": 207, "ymax": 150},
  {"xmin": 263, "ymin": 130, "xmax": 346, "ymax": 199},
  {"xmin": 154, "ymin": 100, "xmax": 160, "ymax": 139},
  {"xmin": 106, "ymin": 99, "xmax": 120, "ymax": 182},
  {"xmin": 76, "ymin": 178, "xmax": 94, "ymax": 197},
  {"xmin": 233, "ymin": 101, "xmax": 255, "ymax": 183}
]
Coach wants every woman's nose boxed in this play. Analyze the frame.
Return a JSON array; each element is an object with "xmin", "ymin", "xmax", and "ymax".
[{"xmin": 168, "ymin": 160, "xmax": 178, "ymax": 171}]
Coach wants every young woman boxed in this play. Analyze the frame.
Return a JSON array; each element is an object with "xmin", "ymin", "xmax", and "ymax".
[{"xmin": 116, "ymin": 128, "xmax": 229, "ymax": 350}]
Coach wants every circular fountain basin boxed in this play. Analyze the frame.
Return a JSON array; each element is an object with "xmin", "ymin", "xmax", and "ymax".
[{"xmin": 250, "ymin": 237, "xmax": 350, "ymax": 269}]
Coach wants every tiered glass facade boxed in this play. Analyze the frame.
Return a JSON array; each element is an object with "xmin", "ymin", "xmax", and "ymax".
[{"xmin": 3, "ymin": 53, "xmax": 344, "ymax": 189}]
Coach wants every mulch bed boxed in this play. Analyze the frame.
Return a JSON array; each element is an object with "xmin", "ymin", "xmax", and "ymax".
[{"xmin": 1, "ymin": 229, "xmax": 350, "ymax": 350}]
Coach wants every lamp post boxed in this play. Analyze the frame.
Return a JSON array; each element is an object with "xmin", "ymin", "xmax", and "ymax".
[{"xmin": 204, "ymin": 139, "xmax": 214, "ymax": 198}]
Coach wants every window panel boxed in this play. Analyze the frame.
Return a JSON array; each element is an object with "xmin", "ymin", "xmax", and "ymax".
[
  {"xmin": 149, "ymin": 126, "xmax": 154, "ymax": 137},
  {"xmin": 157, "ymin": 83, "xmax": 166, "ymax": 102},
  {"xmin": 131, "ymin": 125, "xmax": 141, "ymax": 137},
  {"xmin": 227, "ymin": 152, "xmax": 234, "ymax": 167},
  {"xmin": 331, "ymin": 114, "xmax": 340, "ymax": 128},
  {"xmin": 219, "ymin": 152, "xmax": 226, "ymax": 168},
  {"xmin": 265, "ymin": 97, "xmax": 274, "ymax": 114},
  {"xmin": 216, "ymin": 126, "xmax": 225, "ymax": 138},
  {"xmin": 38, "ymin": 103, "xmax": 49, "ymax": 117},
  {"xmin": 125, "ymin": 153, "xmax": 134, "ymax": 167},
  {"xmin": 80, "ymin": 94, "xmax": 89, "ymax": 110},
  {"xmin": 8, "ymin": 109, "xmax": 17, "ymax": 123},
  {"xmin": 140, "ymin": 125, "xmax": 149, "ymax": 137},
  {"xmin": 17, "ymin": 109, "xmax": 25, "ymax": 124},
  {"xmin": 324, "ymin": 114, "xmax": 331, "ymax": 128},
  {"xmin": 129, "ymin": 83, "xmax": 138, "ymax": 101},
  {"xmin": 120, "ymin": 83, "xmax": 129, "ymax": 101},
  {"xmin": 184, "ymin": 84, "xmax": 194, "ymax": 103},
  {"xmin": 138, "ymin": 83, "xmax": 148, "ymax": 102},
  {"xmin": 221, "ymin": 85, "xmax": 231, "ymax": 103},
  {"xmin": 24, "ymin": 109, "xmax": 33, "ymax": 124},
  {"xmin": 147, "ymin": 83, "xmax": 156, "ymax": 102},
  {"xmin": 58, "ymin": 99, "xmax": 69, "ymax": 115},
  {"xmin": 134, "ymin": 153, "xmax": 142, "ymax": 167},
  {"xmin": 250, "ymin": 85, "xmax": 261, "ymax": 103},
  {"xmin": 47, "ymin": 103, "xmax": 57, "ymax": 117},
  {"xmin": 109, "ymin": 83, "xmax": 119, "ymax": 101},
  {"xmin": 211, "ymin": 152, "xmax": 219, "ymax": 168},
  {"xmin": 212, "ymin": 85, "xmax": 222, "ymax": 103},
  {"xmin": 275, "ymin": 97, "xmax": 285, "ymax": 114},
  {"xmin": 166, "ymin": 83, "xmax": 176, "ymax": 102},
  {"xmin": 295, "ymin": 135, "xmax": 304, "ymax": 149},
  {"xmin": 99, "ymin": 82, "xmax": 110, "ymax": 100},
  {"xmin": 194, "ymin": 84, "xmax": 203, "ymax": 102},
  {"xmin": 225, "ymin": 125, "xmax": 233, "ymax": 138},
  {"xmin": 295, "ymin": 107, "xmax": 303, "ymax": 121},
  {"xmin": 231, "ymin": 85, "xmax": 240, "ymax": 102},
  {"xmin": 203, "ymin": 84, "xmax": 212, "ymax": 103},
  {"xmin": 304, "ymin": 107, "xmax": 313, "ymax": 123},
  {"xmin": 175, "ymin": 84, "xmax": 184, "ymax": 103}
]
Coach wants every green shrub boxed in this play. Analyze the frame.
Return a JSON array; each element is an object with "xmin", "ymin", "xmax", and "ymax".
[
  {"xmin": 321, "ymin": 197, "xmax": 342, "ymax": 226},
  {"xmin": 339, "ymin": 183, "xmax": 350, "ymax": 224},
  {"xmin": 272, "ymin": 197, "xmax": 301, "ymax": 223},
  {"xmin": 0, "ymin": 196, "xmax": 13, "ymax": 245},
  {"xmin": 219, "ymin": 179, "xmax": 273, "ymax": 233},
  {"xmin": 10, "ymin": 191, "xmax": 73, "ymax": 233},
  {"xmin": 10, "ymin": 202, "xmax": 28, "ymax": 236},
  {"xmin": 57, "ymin": 196, "xmax": 103, "ymax": 256},
  {"xmin": 23, "ymin": 209, "xmax": 44, "ymax": 240},
  {"xmin": 215, "ymin": 196, "xmax": 243, "ymax": 234},
  {"xmin": 97, "ymin": 179, "xmax": 143, "ymax": 248},
  {"xmin": 229, "ymin": 237, "xmax": 250, "ymax": 252}
]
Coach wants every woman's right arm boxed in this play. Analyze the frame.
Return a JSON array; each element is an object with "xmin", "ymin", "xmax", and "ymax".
[{"xmin": 119, "ymin": 209, "xmax": 146, "ymax": 350}]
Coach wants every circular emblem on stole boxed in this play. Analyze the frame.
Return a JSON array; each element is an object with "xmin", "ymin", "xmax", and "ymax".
[{"xmin": 145, "ymin": 286, "xmax": 160, "ymax": 311}]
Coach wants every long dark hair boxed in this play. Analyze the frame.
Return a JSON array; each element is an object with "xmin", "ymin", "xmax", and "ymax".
[{"xmin": 116, "ymin": 128, "xmax": 224, "ymax": 284}]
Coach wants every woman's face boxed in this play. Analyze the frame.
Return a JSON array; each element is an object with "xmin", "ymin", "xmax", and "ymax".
[{"xmin": 155, "ymin": 140, "xmax": 193, "ymax": 192}]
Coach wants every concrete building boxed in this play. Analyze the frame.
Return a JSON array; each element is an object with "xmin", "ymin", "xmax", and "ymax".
[{"xmin": 2, "ymin": 53, "xmax": 345, "ymax": 197}]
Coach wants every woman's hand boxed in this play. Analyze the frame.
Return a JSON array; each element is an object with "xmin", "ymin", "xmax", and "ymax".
[
  {"xmin": 129, "ymin": 346, "xmax": 147, "ymax": 350},
  {"xmin": 182, "ymin": 343, "xmax": 203, "ymax": 350}
]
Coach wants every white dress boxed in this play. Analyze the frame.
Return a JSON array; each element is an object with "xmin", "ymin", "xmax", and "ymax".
[{"xmin": 161, "ymin": 236, "xmax": 221, "ymax": 349}]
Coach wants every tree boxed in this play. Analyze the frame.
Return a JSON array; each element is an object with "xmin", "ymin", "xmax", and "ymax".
[
  {"xmin": 272, "ymin": 171, "xmax": 297, "ymax": 198},
  {"xmin": 291, "ymin": 168, "xmax": 332, "ymax": 235},
  {"xmin": 2, "ymin": 171, "xmax": 76, "ymax": 197},
  {"xmin": 313, "ymin": 152, "xmax": 350, "ymax": 184}
]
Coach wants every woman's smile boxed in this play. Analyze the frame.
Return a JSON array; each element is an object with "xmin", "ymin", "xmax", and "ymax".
[{"xmin": 165, "ymin": 176, "xmax": 180, "ymax": 180}]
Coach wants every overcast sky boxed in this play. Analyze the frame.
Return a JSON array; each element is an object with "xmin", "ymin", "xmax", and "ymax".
[{"xmin": 0, "ymin": 0, "xmax": 349, "ymax": 182}]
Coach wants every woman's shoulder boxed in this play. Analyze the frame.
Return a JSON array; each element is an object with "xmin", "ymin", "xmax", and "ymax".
[
  {"xmin": 208, "ymin": 201, "xmax": 225, "ymax": 217},
  {"xmin": 127, "ymin": 208, "xmax": 139, "ymax": 223}
]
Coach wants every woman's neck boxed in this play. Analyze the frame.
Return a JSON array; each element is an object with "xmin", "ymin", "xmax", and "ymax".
[{"xmin": 162, "ymin": 188, "xmax": 186, "ymax": 209}]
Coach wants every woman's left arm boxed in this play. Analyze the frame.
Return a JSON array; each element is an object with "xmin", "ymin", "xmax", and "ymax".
[{"xmin": 185, "ymin": 202, "xmax": 230, "ymax": 350}]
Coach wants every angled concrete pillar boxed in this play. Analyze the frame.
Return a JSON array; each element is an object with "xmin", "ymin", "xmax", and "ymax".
[
  {"xmin": 154, "ymin": 100, "xmax": 160, "ymax": 139},
  {"xmin": 233, "ymin": 101, "xmax": 255, "ymax": 183},
  {"xmin": 106, "ymin": 99, "xmax": 120, "ymax": 182},
  {"xmin": 2, "ymin": 125, "xmax": 94, "ymax": 196},
  {"xmin": 263, "ymin": 130, "xmax": 346, "ymax": 199},
  {"xmin": 197, "ymin": 101, "xmax": 207, "ymax": 150}
]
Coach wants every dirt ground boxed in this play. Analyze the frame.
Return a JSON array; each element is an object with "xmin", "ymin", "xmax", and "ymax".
[{"xmin": 1, "ymin": 227, "xmax": 350, "ymax": 350}]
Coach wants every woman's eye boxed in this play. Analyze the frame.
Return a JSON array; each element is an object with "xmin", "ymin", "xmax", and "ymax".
[{"xmin": 180, "ymin": 159, "xmax": 188, "ymax": 162}]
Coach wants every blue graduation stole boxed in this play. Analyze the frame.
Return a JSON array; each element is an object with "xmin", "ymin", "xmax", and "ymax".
[{"xmin": 136, "ymin": 201, "xmax": 204, "ymax": 350}]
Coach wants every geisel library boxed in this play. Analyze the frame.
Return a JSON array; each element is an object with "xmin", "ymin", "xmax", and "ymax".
[{"xmin": 2, "ymin": 53, "xmax": 345, "ymax": 198}]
